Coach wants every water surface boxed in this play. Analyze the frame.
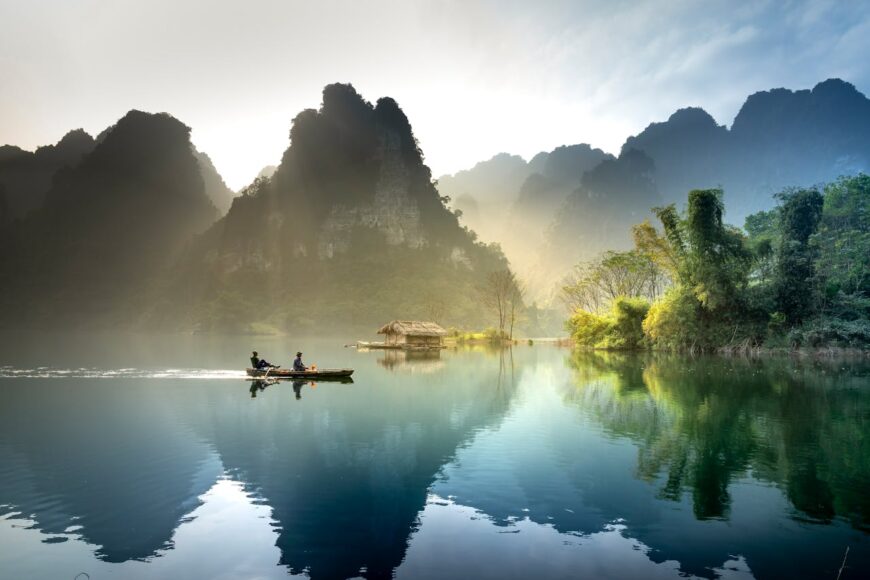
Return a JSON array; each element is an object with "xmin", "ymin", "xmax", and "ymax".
[{"xmin": 0, "ymin": 334, "xmax": 868, "ymax": 579}]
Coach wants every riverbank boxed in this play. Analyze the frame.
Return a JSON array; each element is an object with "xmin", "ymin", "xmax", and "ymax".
[{"xmin": 572, "ymin": 343, "xmax": 870, "ymax": 358}]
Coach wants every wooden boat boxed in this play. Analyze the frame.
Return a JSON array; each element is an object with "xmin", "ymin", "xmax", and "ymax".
[{"xmin": 245, "ymin": 368, "xmax": 354, "ymax": 379}]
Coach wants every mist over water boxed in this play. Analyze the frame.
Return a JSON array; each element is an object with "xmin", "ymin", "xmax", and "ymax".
[{"xmin": 1, "ymin": 334, "xmax": 867, "ymax": 579}]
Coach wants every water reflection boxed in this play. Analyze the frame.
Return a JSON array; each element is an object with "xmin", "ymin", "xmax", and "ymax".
[
  {"xmin": 564, "ymin": 351, "xmax": 870, "ymax": 529},
  {"xmin": 249, "ymin": 378, "xmax": 277, "ymax": 397},
  {"xmin": 0, "ymin": 345, "xmax": 519, "ymax": 579},
  {"xmin": 0, "ymin": 381, "xmax": 223, "ymax": 564},
  {"xmin": 377, "ymin": 350, "xmax": 444, "ymax": 373},
  {"xmin": 0, "ymin": 341, "xmax": 868, "ymax": 579}
]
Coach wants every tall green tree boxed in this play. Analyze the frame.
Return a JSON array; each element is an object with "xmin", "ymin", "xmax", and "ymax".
[
  {"xmin": 812, "ymin": 174, "xmax": 870, "ymax": 317},
  {"xmin": 640, "ymin": 189, "xmax": 752, "ymax": 349},
  {"xmin": 774, "ymin": 188, "xmax": 824, "ymax": 323}
]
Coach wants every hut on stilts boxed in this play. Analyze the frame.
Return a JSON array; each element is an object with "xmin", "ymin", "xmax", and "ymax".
[{"xmin": 359, "ymin": 320, "xmax": 448, "ymax": 350}]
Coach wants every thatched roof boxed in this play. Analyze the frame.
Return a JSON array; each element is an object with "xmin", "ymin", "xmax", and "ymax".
[{"xmin": 377, "ymin": 320, "xmax": 448, "ymax": 337}]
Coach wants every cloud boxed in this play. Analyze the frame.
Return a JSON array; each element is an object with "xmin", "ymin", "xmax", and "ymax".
[{"xmin": 1, "ymin": 0, "xmax": 868, "ymax": 188}]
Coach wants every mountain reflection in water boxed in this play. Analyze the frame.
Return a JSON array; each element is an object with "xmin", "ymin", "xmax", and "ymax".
[{"xmin": 0, "ymin": 337, "xmax": 868, "ymax": 579}]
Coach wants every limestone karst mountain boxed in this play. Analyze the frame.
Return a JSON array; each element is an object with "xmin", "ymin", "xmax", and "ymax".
[
  {"xmin": 256, "ymin": 164, "xmax": 278, "ymax": 179},
  {"xmin": 0, "ymin": 86, "xmax": 509, "ymax": 331},
  {"xmin": 193, "ymin": 150, "xmax": 237, "ymax": 214},
  {"xmin": 439, "ymin": 78, "xmax": 870, "ymax": 301},
  {"xmin": 3, "ymin": 79, "xmax": 866, "ymax": 329},
  {"xmin": 0, "ymin": 129, "xmax": 95, "ymax": 220},
  {"xmin": 0, "ymin": 110, "xmax": 219, "ymax": 327},
  {"xmin": 623, "ymin": 78, "xmax": 870, "ymax": 219},
  {"xmin": 0, "ymin": 129, "xmax": 236, "ymax": 224},
  {"xmin": 171, "ymin": 83, "xmax": 508, "ymax": 332}
]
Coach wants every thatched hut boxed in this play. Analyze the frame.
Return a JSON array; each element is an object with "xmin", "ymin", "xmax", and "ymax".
[{"xmin": 377, "ymin": 320, "xmax": 447, "ymax": 348}]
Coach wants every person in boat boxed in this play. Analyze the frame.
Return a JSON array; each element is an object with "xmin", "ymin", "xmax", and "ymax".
[
  {"xmin": 293, "ymin": 351, "xmax": 307, "ymax": 372},
  {"xmin": 251, "ymin": 351, "xmax": 279, "ymax": 370}
]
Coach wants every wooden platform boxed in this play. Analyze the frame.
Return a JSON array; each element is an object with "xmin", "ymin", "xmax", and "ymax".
[{"xmin": 357, "ymin": 341, "xmax": 445, "ymax": 351}]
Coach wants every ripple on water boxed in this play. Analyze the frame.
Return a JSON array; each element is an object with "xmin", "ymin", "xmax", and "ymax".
[{"xmin": 0, "ymin": 367, "xmax": 247, "ymax": 380}]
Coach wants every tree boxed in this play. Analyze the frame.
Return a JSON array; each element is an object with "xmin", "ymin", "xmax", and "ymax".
[
  {"xmin": 422, "ymin": 291, "xmax": 448, "ymax": 324},
  {"xmin": 507, "ymin": 278, "xmax": 526, "ymax": 340},
  {"xmin": 635, "ymin": 190, "xmax": 752, "ymax": 350},
  {"xmin": 565, "ymin": 296, "xmax": 650, "ymax": 349},
  {"xmin": 684, "ymin": 189, "xmax": 751, "ymax": 311},
  {"xmin": 812, "ymin": 174, "xmax": 870, "ymax": 314},
  {"xmin": 775, "ymin": 187, "xmax": 824, "ymax": 323},
  {"xmin": 480, "ymin": 269, "xmax": 522, "ymax": 338},
  {"xmin": 560, "ymin": 250, "xmax": 666, "ymax": 314}
]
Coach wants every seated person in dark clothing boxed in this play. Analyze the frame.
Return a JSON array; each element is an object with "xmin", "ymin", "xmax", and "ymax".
[
  {"xmin": 293, "ymin": 351, "xmax": 307, "ymax": 371},
  {"xmin": 250, "ymin": 351, "xmax": 278, "ymax": 370}
]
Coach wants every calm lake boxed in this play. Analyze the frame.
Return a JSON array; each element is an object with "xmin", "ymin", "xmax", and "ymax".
[{"xmin": 0, "ymin": 333, "xmax": 868, "ymax": 579}]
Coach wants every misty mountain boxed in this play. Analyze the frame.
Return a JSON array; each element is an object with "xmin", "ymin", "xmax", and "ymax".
[
  {"xmin": 157, "ymin": 83, "xmax": 508, "ymax": 332},
  {"xmin": 0, "ymin": 130, "xmax": 236, "ymax": 223},
  {"xmin": 512, "ymin": 144, "xmax": 613, "ymax": 229},
  {"xmin": 0, "ymin": 110, "xmax": 219, "ymax": 327},
  {"xmin": 547, "ymin": 148, "xmax": 660, "ymax": 257},
  {"xmin": 194, "ymin": 150, "xmax": 236, "ymax": 213},
  {"xmin": 257, "ymin": 164, "xmax": 278, "ymax": 179},
  {"xmin": 438, "ymin": 152, "xmax": 531, "ymax": 205},
  {"xmin": 441, "ymin": 78, "xmax": 870, "ymax": 301},
  {"xmin": 0, "ymin": 129, "xmax": 95, "ymax": 221},
  {"xmin": 624, "ymin": 78, "xmax": 870, "ymax": 219},
  {"xmin": 438, "ymin": 144, "xmax": 611, "ymax": 270}
]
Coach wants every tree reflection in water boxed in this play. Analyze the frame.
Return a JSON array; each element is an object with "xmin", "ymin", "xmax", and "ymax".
[{"xmin": 564, "ymin": 351, "xmax": 870, "ymax": 529}]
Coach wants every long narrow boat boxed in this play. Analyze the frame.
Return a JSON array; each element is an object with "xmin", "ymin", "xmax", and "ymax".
[{"xmin": 245, "ymin": 368, "xmax": 354, "ymax": 379}]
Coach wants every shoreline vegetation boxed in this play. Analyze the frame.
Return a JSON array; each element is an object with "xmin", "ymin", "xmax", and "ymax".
[{"xmin": 561, "ymin": 175, "xmax": 870, "ymax": 354}]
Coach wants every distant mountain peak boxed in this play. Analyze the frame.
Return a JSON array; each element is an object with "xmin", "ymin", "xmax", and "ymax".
[
  {"xmin": 812, "ymin": 77, "xmax": 860, "ymax": 97},
  {"xmin": 666, "ymin": 107, "xmax": 720, "ymax": 127},
  {"xmin": 55, "ymin": 128, "xmax": 94, "ymax": 148}
]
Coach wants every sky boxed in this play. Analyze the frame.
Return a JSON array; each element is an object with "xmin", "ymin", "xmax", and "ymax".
[{"xmin": 2, "ymin": 0, "xmax": 869, "ymax": 190}]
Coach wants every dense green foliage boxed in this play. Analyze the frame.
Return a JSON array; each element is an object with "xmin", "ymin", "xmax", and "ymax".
[
  {"xmin": 566, "ymin": 296, "xmax": 649, "ymax": 349},
  {"xmin": 774, "ymin": 188, "xmax": 824, "ymax": 323},
  {"xmin": 566, "ymin": 177, "xmax": 870, "ymax": 350}
]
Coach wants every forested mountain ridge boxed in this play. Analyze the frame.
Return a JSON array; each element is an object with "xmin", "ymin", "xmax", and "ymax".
[
  {"xmin": 0, "ymin": 110, "xmax": 220, "ymax": 327},
  {"xmin": 439, "ymin": 78, "xmax": 870, "ymax": 301},
  {"xmin": 624, "ymin": 78, "xmax": 870, "ymax": 219},
  {"xmin": 0, "ymin": 125, "xmax": 236, "ymax": 222},
  {"xmin": 0, "ymin": 129, "xmax": 95, "ymax": 221},
  {"xmin": 166, "ymin": 83, "xmax": 508, "ymax": 332}
]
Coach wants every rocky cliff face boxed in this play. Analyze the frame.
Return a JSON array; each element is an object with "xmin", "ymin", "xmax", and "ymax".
[
  {"xmin": 175, "ymin": 84, "xmax": 506, "ymax": 332},
  {"xmin": 318, "ymin": 130, "xmax": 425, "ymax": 258}
]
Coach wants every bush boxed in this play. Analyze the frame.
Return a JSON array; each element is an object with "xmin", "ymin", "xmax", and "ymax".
[
  {"xmin": 788, "ymin": 318, "xmax": 870, "ymax": 348},
  {"xmin": 566, "ymin": 310, "xmax": 611, "ymax": 347},
  {"xmin": 643, "ymin": 287, "xmax": 701, "ymax": 350},
  {"xmin": 484, "ymin": 327, "xmax": 508, "ymax": 342},
  {"xmin": 606, "ymin": 297, "xmax": 650, "ymax": 349},
  {"xmin": 566, "ymin": 296, "xmax": 650, "ymax": 349}
]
